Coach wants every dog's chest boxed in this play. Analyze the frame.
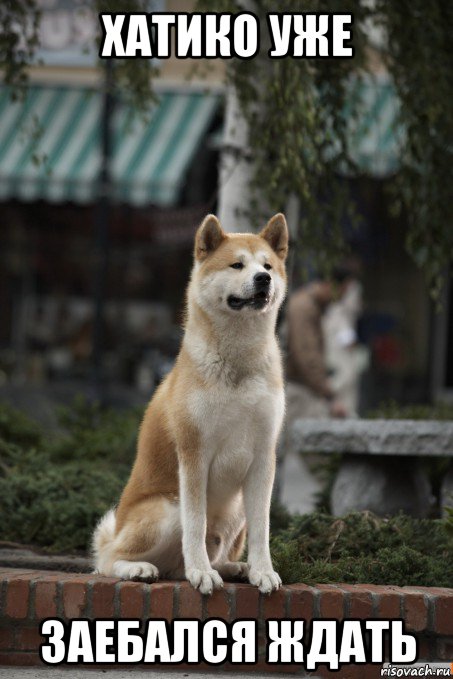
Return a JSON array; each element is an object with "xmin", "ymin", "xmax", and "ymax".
[
  {"xmin": 189, "ymin": 374, "xmax": 277, "ymax": 440},
  {"xmin": 188, "ymin": 376, "xmax": 283, "ymax": 499}
]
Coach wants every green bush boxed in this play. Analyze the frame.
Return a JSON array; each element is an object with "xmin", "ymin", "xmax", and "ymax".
[
  {"xmin": 0, "ymin": 399, "xmax": 140, "ymax": 552},
  {"xmin": 367, "ymin": 400, "xmax": 453, "ymax": 421},
  {"xmin": 270, "ymin": 511, "xmax": 453, "ymax": 587},
  {"xmin": 49, "ymin": 396, "xmax": 139, "ymax": 464},
  {"xmin": 0, "ymin": 401, "xmax": 452, "ymax": 587},
  {"xmin": 0, "ymin": 402, "xmax": 43, "ymax": 448}
]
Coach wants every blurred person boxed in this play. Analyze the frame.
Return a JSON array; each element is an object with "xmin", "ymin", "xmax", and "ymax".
[
  {"xmin": 285, "ymin": 269, "xmax": 353, "ymax": 423},
  {"xmin": 274, "ymin": 269, "xmax": 353, "ymax": 507},
  {"xmin": 323, "ymin": 279, "xmax": 369, "ymax": 416}
]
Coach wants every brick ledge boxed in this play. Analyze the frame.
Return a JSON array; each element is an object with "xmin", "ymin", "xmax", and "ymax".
[{"xmin": 0, "ymin": 567, "xmax": 452, "ymax": 674}]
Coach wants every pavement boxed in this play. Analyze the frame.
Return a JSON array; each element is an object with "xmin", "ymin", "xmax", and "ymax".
[{"xmin": 0, "ymin": 546, "xmax": 91, "ymax": 572}]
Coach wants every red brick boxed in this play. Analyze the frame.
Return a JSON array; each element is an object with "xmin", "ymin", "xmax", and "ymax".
[
  {"xmin": 62, "ymin": 581, "xmax": 87, "ymax": 618},
  {"xmin": 5, "ymin": 577, "xmax": 31, "ymax": 619},
  {"xmin": 234, "ymin": 583, "xmax": 259, "ymax": 619},
  {"xmin": 1, "ymin": 569, "xmax": 453, "ymax": 675},
  {"xmin": 287, "ymin": 584, "xmax": 315, "ymax": 620},
  {"xmin": 15, "ymin": 627, "xmax": 43, "ymax": 651},
  {"xmin": 357, "ymin": 584, "xmax": 404, "ymax": 599},
  {"xmin": 404, "ymin": 585, "xmax": 453, "ymax": 596},
  {"xmin": 118, "ymin": 581, "xmax": 144, "ymax": 618},
  {"xmin": 377, "ymin": 591, "xmax": 401, "ymax": 619},
  {"xmin": 338, "ymin": 585, "xmax": 373, "ymax": 618},
  {"xmin": 261, "ymin": 587, "xmax": 286, "ymax": 620},
  {"xmin": 31, "ymin": 572, "xmax": 71, "ymax": 583},
  {"xmin": 318, "ymin": 585, "xmax": 344, "ymax": 619},
  {"xmin": 206, "ymin": 586, "xmax": 231, "ymax": 620},
  {"xmin": 0, "ymin": 569, "xmax": 35, "ymax": 578},
  {"xmin": 403, "ymin": 592, "xmax": 428, "ymax": 632},
  {"xmin": 435, "ymin": 594, "xmax": 453, "ymax": 635},
  {"xmin": 31, "ymin": 572, "xmax": 79, "ymax": 595},
  {"xmin": 91, "ymin": 578, "xmax": 119, "ymax": 618},
  {"xmin": 34, "ymin": 580, "xmax": 57, "ymax": 619},
  {"xmin": 0, "ymin": 652, "xmax": 42, "ymax": 666},
  {"xmin": 149, "ymin": 582, "xmax": 174, "ymax": 620},
  {"xmin": 0, "ymin": 627, "xmax": 14, "ymax": 650},
  {"xmin": 178, "ymin": 582, "xmax": 202, "ymax": 618}
]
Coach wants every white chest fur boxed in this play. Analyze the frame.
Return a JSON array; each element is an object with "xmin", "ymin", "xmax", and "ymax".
[
  {"xmin": 183, "ymin": 302, "xmax": 285, "ymax": 508},
  {"xmin": 187, "ymin": 375, "xmax": 285, "ymax": 506}
]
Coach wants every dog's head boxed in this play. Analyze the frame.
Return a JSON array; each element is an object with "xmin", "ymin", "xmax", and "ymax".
[{"xmin": 191, "ymin": 213, "xmax": 288, "ymax": 317}]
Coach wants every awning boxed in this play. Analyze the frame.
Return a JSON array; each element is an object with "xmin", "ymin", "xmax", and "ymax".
[
  {"xmin": 210, "ymin": 74, "xmax": 403, "ymax": 178},
  {"xmin": 0, "ymin": 86, "xmax": 220, "ymax": 206}
]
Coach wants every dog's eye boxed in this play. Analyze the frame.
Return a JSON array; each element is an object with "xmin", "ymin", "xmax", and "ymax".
[
  {"xmin": 264, "ymin": 263, "xmax": 272, "ymax": 271},
  {"xmin": 230, "ymin": 262, "xmax": 244, "ymax": 270}
]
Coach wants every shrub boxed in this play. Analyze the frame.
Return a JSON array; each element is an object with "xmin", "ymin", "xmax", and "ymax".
[
  {"xmin": 0, "ymin": 399, "xmax": 140, "ymax": 552},
  {"xmin": 0, "ymin": 401, "xmax": 452, "ymax": 587},
  {"xmin": 367, "ymin": 400, "xmax": 453, "ymax": 421},
  {"xmin": 49, "ymin": 396, "xmax": 139, "ymax": 464},
  {"xmin": 270, "ymin": 511, "xmax": 453, "ymax": 587},
  {"xmin": 0, "ymin": 402, "xmax": 43, "ymax": 448},
  {"xmin": 0, "ymin": 444, "xmax": 125, "ymax": 552}
]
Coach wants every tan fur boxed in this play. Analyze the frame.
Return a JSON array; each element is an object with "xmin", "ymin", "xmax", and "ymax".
[
  {"xmin": 93, "ymin": 213, "xmax": 289, "ymax": 594},
  {"xmin": 228, "ymin": 525, "xmax": 247, "ymax": 562}
]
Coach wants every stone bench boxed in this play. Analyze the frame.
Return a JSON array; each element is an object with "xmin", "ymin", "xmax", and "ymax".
[{"xmin": 291, "ymin": 419, "xmax": 453, "ymax": 517}]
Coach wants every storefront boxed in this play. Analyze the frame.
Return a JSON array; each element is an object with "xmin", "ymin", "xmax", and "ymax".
[{"xmin": 0, "ymin": 83, "xmax": 222, "ymax": 389}]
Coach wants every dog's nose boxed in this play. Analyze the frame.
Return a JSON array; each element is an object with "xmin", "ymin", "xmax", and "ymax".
[{"xmin": 254, "ymin": 272, "xmax": 271, "ymax": 288}]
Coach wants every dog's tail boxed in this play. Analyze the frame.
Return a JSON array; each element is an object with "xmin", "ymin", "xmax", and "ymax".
[{"xmin": 91, "ymin": 508, "xmax": 116, "ymax": 574}]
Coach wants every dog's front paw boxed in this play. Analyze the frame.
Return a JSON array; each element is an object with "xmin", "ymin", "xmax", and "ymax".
[
  {"xmin": 113, "ymin": 560, "xmax": 159, "ymax": 582},
  {"xmin": 248, "ymin": 567, "xmax": 282, "ymax": 594},
  {"xmin": 217, "ymin": 561, "xmax": 249, "ymax": 580},
  {"xmin": 186, "ymin": 568, "xmax": 223, "ymax": 595}
]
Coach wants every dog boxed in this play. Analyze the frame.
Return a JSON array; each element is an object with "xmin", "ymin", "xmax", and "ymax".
[{"xmin": 93, "ymin": 212, "xmax": 288, "ymax": 595}]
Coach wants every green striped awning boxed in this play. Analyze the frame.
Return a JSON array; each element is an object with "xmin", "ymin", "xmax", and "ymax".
[{"xmin": 0, "ymin": 86, "xmax": 220, "ymax": 206}]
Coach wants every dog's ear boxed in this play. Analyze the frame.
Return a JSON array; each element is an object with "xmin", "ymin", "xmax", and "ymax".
[
  {"xmin": 259, "ymin": 213, "xmax": 289, "ymax": 260},
  {"xmin": 195, "ymin": 214, "xmax": 226, "ymax": 261}
]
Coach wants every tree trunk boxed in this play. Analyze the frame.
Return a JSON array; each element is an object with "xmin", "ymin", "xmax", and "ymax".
[{"xmin": 217, "ymin": 83, "xmax": 255, "ymax": 233}]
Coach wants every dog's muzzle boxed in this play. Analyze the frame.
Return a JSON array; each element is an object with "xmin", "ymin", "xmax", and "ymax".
[{"xmin": 227, "ymin": 273, "xmax": 272, "ymax": 310}]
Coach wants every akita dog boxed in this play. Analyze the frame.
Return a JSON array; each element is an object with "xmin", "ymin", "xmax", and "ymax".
[{"xmin": 93, "ymin": 213, "xmax": 288, "ymax": 595}]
